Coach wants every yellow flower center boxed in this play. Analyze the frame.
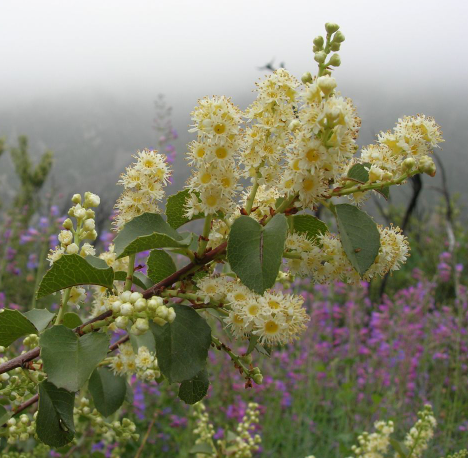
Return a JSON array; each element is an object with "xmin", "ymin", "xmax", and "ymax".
[
  {"xmin": 234, "ymin": 293, "xmax": 246, "ymax": 301},
  {"xmin": 144, "ymin": 160, "xmax": 155, "ymax": 168},
  {"xmin": 303, "ymin": 177, "xmax": 315, "ymax": 192},
  {"xmin": 247, "ymin": 304, "xmax": 259, "ymax": 316},
  {"xmin": 284, "ymin": 179, "xmax": 294, "ymax": 189},
  {"xmin": 214, "ymin": 123, "xmax": 226, "ymax": 134},
  {"xmin": 215, "ymin": 147, "xmax": 228, "ymax": 159},
  {"xmin": 265, "ymin": 320, "xmax": 279, "ymax": 334},
  {"xmin": 196, "ymin": 147, "xmax": 205, "ymax": 158},
  {"xmin": 221, "ymin": 177, "xmax": 231, "ymax": 188},
  {"xmin": 200, "ymin": 172, "xmax": 212, "ymax": 184},
  {"xmin": 306, "ymin": 148, "xmax": 319, "ymax": 162},
  {"xmin": 233, "ymin": 314, "xmax": 244, "ymax": 325},
  {"xmin": 206, "ymin": 285, "xmax": 217, "ymax": 294},
  {"xmin": 206, "ymin": 195, "xmax": 218, "ymax": 207},
  {"xmin": 268, "ymin": 300, "xmax": 280, "ymax": 310},
  {"xmin": 292, "ymin": 159, "xmax": 301, "ymax": 171}
]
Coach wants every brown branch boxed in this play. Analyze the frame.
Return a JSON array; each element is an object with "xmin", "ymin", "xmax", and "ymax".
[
  {"xmin": 0, "ymin": 242, "xmax": 228, "ymax": 376},
  {"xmin": 109, "ymin": 334, "xmax": 130, "ymax": 352}
]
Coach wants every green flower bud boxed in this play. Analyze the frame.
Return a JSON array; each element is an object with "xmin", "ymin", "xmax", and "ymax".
[
  {"xmin": 402, "ymin": 157, "xmax": 416, "ymax": 171},
  {"xmin": 314, "ymin": 51, "xmax": 327, "ymax": 64},
  {"xmin": 251, "ymin": 366, "xmax": 261, "ymax": 375},
  {"xmin": 241, "ymin": 354, "xmax": 253, "ymax": 365},
  {"xmin": 313, "ymin": 35, "xmax": 324, "ymax": 49},
  {"xmin": 330, "ymin": 42, "xmax": 341, "ymax": 52},
  {"xmin": 252, "ymin": 373, "xmax": 263, "ymax": 385},
  {"xmin": 325, "ymin": 22, "xmax": 340, "ymax": 34},
  {"xmin": 71, "ymin": 194, "xmax": 81, "ymax": 204},
  {"xmin": 301, "ymin": 72, "xmax": 313, "ymax": 84},
  {"xmin": 329, "ymin": 54, "xmax": 341, "ymax": 67},
  {"xmin": 333, "ymin": 31, "xmax": 345, "ymax": 43},
  {"xmin": 63, "ymin": 218, "xmax": 73, "ymax": 230}
]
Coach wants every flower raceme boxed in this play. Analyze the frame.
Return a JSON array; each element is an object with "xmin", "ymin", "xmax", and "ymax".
[{"xmin": 0, "ymin": 22, "xmax": 444, "ymax": 452}]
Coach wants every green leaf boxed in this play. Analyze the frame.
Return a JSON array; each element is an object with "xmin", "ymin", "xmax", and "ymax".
[
  {"xmin": 246, "ymin": 335, "xmax": 259, "ymax": 355},
  {"xmin": 190, "ymin": 443, "xmax": 215, "ymax": 455},
  {"xmin": 147, "ymin": 250, "xmax": 177, "ymax": 284},
  {"xmin": 114, "ymin": 271, "xmax": 151, "ymax": 290},
  {"xmin": 62, "ymin": 312, "xmax": 83, "ymax": 329},
  {"xmin": 227, "ymin": 214, "xmax": 288, "ymax": 294},
  {"xmin": 36, "ymin": 380, "xmax": 75, "ymax": 448},
  {"xmin": 291, "ymin": 214, "xmax": 328, "ymax": 242},
  {"xmin": 36, "ymin": 255, "xmax": 114, "ymax": 299},
  {"xmin": 88, "ymin": 367, "xmax": 126, "ymax": 417},
  {"xmin": 24, "ymin": 309, "xmax": 55, "ymax": 332},
  {"xmin": 347, "ymin": 162, "xmax": 370, "ymax": 183},
  {"xmin": 114, "ymin": 213, "xmax": 191, "ymax": 259},
  {"xmin": 39, "ymin": 325, "xmax": 110, "ymax": 392},
  {"xmin": 178, "ymin": 369, "xmax": 209, "ymax": 404},
  {"xmin": 0, "ymin": 309, "xmax": 37, "ymax": 347},
  {"xmin": 166, "ymin": 189, "xmax": 204, "ymax": 229},
  {"xmin": 150, "ymin": 304, "xmax": 211, "ymax": 383},
  {"xmin": 129, "ymin": 329, "xmax": 156, "ymax": 354},
  {"xmin": 390, "ymin": 438, "xmax": 410, "ymax": 458},
  {"xmin": 335, "ymin": 204, "xmax": 380, "ymax": 276},
  {"xmin": 0, "ymin": 405, "xmax": 10, "ymax": 425}
]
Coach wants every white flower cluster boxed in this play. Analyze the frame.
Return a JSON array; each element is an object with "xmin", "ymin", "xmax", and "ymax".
[
  {"xmin": 114, "ymin": 149, "xmax": 171, "ymax": 230},
  {"xmin": 110, "ymin": 342, "xmax": 161, "ymax": 381},
  {"xmin": 4, "ymin": 414, "xmax": 36, "ymax": 444},
  {"xmin": 349, "ymin": 420, "xmax": 394, "ymax": 458},
  {"xmin": 196, "ymin": 276, "xmax": 309, "ymax": 345},
  {"xmin": 229, "ymin": 402, "xmax": 262, "ymax": 458},
  {"xmin": 402, "ymin": 404, "xmax": 437, "ymax": 458},
  {"xmin": 285, "ymin": 225, "xmax": 409, "ymax": 283},
  {"xmin": 47, "ymin": 192, "xmax": 99, "ymax": 265},
  {"xmin": 186, "ymin": 96, "xmax": 243, "ymax": 217},
  {"xmin": 361, "ymin": 115, "xmax": 443, "ymax": 182},
  {"xmin": 107, "ymin": 290, "xmax": 175, "ymax": 336}
]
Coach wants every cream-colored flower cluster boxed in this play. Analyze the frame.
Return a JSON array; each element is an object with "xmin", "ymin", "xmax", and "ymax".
[
  {"xmin": 47, "ymin": 192, "xmax": 99, "ymax": 265},
  {"xmin": 402, "ymin": 404, "xmax": 437, "ymax": 458},
  {"xmin": 196, "ymin": 276, "xmax": 309, "ymax": 345},
  {"xmin": 361, "ymin": 115, "xmax": 443, "ymax": 183},
  {"xmin": 114, "ymin": 149, "xmax": 171, "ymax": 230},
  {"xmin": 4, "ymin": 414, "xmax": 36, "ymax": 444},
  {"xmin": 285, "ymin": 225, "xmax": 409, "ymax": 283},
  {"xmin": 110, "ymin": 342, "xmax": 161, "ymax": 381},
  {"xmin": 230, "ymin": 402, "xmax": 262, "ymax": 458},
  {"xmin": 107, "ymin": 291, "xmax": 176, "ymax": 336},
  {"xmin": 186, "ymin": 96, "xmax": 243, "ymax": 217},
  {"xmin": 349, "ymin": 420, "xmax": 394, "ymax": 458}
]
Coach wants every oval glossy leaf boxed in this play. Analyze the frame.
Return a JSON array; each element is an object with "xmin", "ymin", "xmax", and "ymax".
[
  {"xmin": 36, "ymin": 254, "xmax": 114, "ymax": 299},
  {"xmin": 147, "ymin": 250, "xmax": 177, "ymax": 284},
  {"xmin": 227, "ymin": 214, "xmax": 288, "ymax": 294},
  {"xmin": 291, "ymin": 214, "xmax": 328, "ymax": 243},
  {"xmin": 88, "ymin": 367, "xmax": 126, "ymax": 417},
  {"xmin": 39, "ymin": 325, "xmax": 110, "ymax": 392},
  {"xmin": 150, "ymin": 304, "xmax": 211, "ymax": 383},
  {"xmin": 36, "ymin": 380, "xmax": 75, "ymax": 448},
  {"xmin": 178, "ymin": 369, "xmax": 209, "ymax": 404},
  {"xmin": 24, "ymin": 309, "xmax": 55, "ymax": 332},
  {"xmin": 166, "ymin": 189, "xmax": 204, "ymax": 229},
  {"xmin": 114, "ymin": 213, "xmax": 191, "ymax": 259},
  {"xmin": 0, "ymin": 309, "xmax": 37, "ymax": 347},
  {"xmin": 347, "ymin": 162, "xmax": 370, "ymax": 183},
  {"xmin": 335, "ymin": 204, "xmax": 380, "ymax": 276}
]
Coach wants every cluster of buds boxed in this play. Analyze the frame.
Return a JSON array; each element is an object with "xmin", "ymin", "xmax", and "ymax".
[
  {"xmin": 48, "ymin": 192, "xmax": 100, "ymax": 265},
  {"xmin": 4, "ymin": 414, "xmax": 36, "ymax": 444},
  {"xmin": 1, "ymin": 443, "xmax": 50, "ymax": 458},
  {"xmin": 0, "ymin": 366, "xmax": 42, "ymax": 407},
  {"xmin": 23, "ymin": 333, "xmax": 39, "ymax": 349},
  {"xmin": 109, "ymin": 291, "xmax": 176, "ymax": 336},
  {"xmin": 228, "ymin": 402, "xmax": 262, "ymax": 458},
  {"xmin": 349, "ymin": 420, "xmax": 394, "ymax": 457},
  {"xmin": 75, "ymin": 397, "xmax": 139, "ymax": 442}
]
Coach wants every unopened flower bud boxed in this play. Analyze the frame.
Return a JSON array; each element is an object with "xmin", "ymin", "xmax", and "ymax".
[
  {"xmin": 83, "ymin": 219, "xmax": 95, "ymax": 231},
  {"xmin": 382, "ymin": 171, "xmax": 393, "ymax": 181},
  {"xmin": 314, "ymin": 51, "xmax": 327, "ymax": 63},
  {"xmin": 71, "ymin": 194, "xmax": 81, "ymax": 204},
  {"xmin": 241, "ymin": 354, "xmax": 253, "ymax": 364},
  {"xmin": 317, "ymin": 75, "xmax": 337, "ymax": 96},
  {"xmin": 156, "ymin": 305, "xmax": 169, "ymax": 320},
  {"xmin": 130, "ymin": 292, "xmax": 143, "ymax": 303},
  {"xmin": 328, "ymin": 53, "xmax": 341, "ymax": 67},
  {"xmin": 301, "ymin": 71, "xmax": 313, "ymax": 84},
  {"xmin": 120, "ymin": 302, "xmax": 133, "ymax": 316},
  {"xmin": 120, "ymin": 291, "xmax": 132, "ymax": 302},
  {"xmin": 402, "ymin": 157, "xmax": 416, "ymax": 171},
  {"xmin": 167, "ymin": 307, "xmax": 176, "ymax": 323},
  {"xmin": 84, "ymin": 192, "xmax": 100, "ymax": 208},
  {"xmin": 85, "ymin": 209, "xmax": 95, "ymax": 219},
  {"xmin": 313, "ymin": 35, "xmax": 324, "ymax": 49},
  {"xmin": 58, "ymin": 230, "xmax": 73, "ymax": 246},
  {"xmin": 111, "ymin": 301, "xmax": 122, "ymax": 314},
  {"xmin": 115, "ymin": 316, "xmax": 129, "ymax": 329},
  {"xmin": 419, "ymin": 155, "xmax": 436, "ymax": 176},
  {"xmin": 74, "ymin": 207, "xmax": 86, "ymax": 220},
  {"xmin": 148, "ymin": 297, "xmax": 163, "ymax": 311},
  {"xmin": 134, "ymin": 298, "xmax": 147, "ymax": 312},
  {"xmin": 66, "ymin": 243, "xmax": 79, "ymax": 255},
  {"xmin": 63, "ymin": 218, "xmax": 73, "ymax": 230},
  {"xmin": 153, "ymin": 317, "xmax": 166, "ymax": 326},
  {"xmin": 252, "ymin": 373, "xmax": 263, "ymax": 385},
  {"xmin": 325, "ymin": 22, "xmax": 340, "ymax": 34},
  {"xmin": 134, "ymin": 318, "xmax": 149, "ymax": 333},
  {"xmin": 330, "ymin": 41, "xmax": 341, "ymax": 52},
  {"xmin": 333, "ymin": 31, "xmax": 345, "ymax": 43}
]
